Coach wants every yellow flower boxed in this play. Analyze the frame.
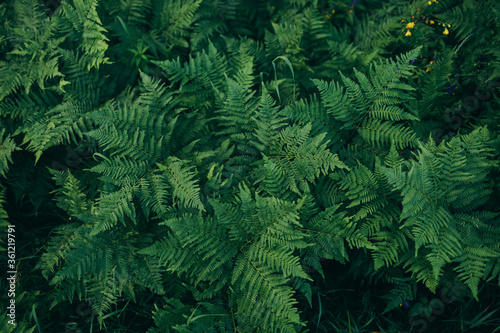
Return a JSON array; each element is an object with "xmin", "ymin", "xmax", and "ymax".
[
  {"xmin": 326, "ymin": 14, "xmax": 331, "ymax": 19},
  {"xmin": 402, "ymin": 20, "xmax": 405, "ymax": 22},
  {"xmin": 428, "ymin": 1, "xmax": 432, "ymax": 4},
  {"xmin": 426, "ymin": 68, "xmax": 430, "ymax": 72},
  {"xmin": 406, "ymin": 22, "xmax": 415, "ymax": 28},
  {"xmin": 430, "ymin": 20, "xmax": 434, "ymax": 24},
  {"xmin": 332, "ymin": 9, "xmax": 335, "ymax": 14},
  {"xmin": 405, "ymin": 30, "xmax": 411, "ymax": 36},
  {"xmin": 443, "ymin": 27, "xmax": 449, "ymax": 35},
  {"xmin": 430, "ymin": 60, "xmax": 434, "ymax": 64},
  {"xmin": 349, "ymin": 9, "xmax": 353, "ymax": 13}
]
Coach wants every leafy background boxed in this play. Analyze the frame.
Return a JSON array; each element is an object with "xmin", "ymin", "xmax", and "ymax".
[{"xmin": 0, "ymin": 0, "xmax": 499, "ymax": 332}]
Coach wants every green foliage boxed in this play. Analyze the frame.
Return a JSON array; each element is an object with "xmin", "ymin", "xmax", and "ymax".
[
  {"xmin": 0, "ymin": 0, "xmax": 499, "ymax": 332},
  {"xmin": 0, "ymin": 128, "xmax": 20, "ymax": 178},
  {"xmin": 380, "ymin": 128, "xmax": 499, "ymax": 297}
]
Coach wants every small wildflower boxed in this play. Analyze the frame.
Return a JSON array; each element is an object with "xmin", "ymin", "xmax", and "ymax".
[
  {"xmin": 430, "ymin": 20, "xmax": 434, "ymax": 24},
  {"xmin": 349, "ymin": 9, "xmax": 353, "ymax": 13},
  {"xmin": 326, "ymin": 14, "xmax": 331, "ymax": 19},
  {"xmin": 409, "ymin": 59, "xmax": 416, "ymax": 65},
  {"xmin": 400, "ymin": 300, "xmax": 411, "ymax": 308},
  {"xmin": 402, "ymin": 20, "xmax": 405, "ymax": 22},
  {"xmin": 446, "ymin": 84, "xmax": 457, "ymax": 95},
  {"xmin": 406, "ymin": 22, "xmax": 415, "ymax": 28},
  {"xmin": 443, "ymin": 27, "xmax": 449, "ymax": 35},
  {"xmin": 426, "ymin": 20, "xmax": 429, "ymax": 24},
  {"xmin": 405, "ymin": 30, "xmax": 411, "ymax": 36},
  {"xmin": 426, "ymin": 68, "xmax": 431, "ymax": 72},
  {"xmin": 430, "ymin": 60, "xmax": 434, "ymax": 65},
  {"xmin": 428, "ymin": 1, "xmax": 432, "ymax": 5},
  {"xmin": 332, "ymin": 9, "xmax": 335, "ymax": 13},
  {"xmin": 69, "ymin": 217, "xmax": 72, "ymax": 220}
]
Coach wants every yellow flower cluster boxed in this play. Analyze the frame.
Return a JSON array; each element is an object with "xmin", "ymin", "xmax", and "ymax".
[
  {"xmin": 426, "ymin": 60, "xmax": 434, "ymax": 72},
  {"xmin": 403, "ymin": 20, "xmax": 415, "ymax": 37},
  {"xmin": 439, "ymin": 22, "xmax": 451, "ymax": 35},
  {"xmin": 403, "ymin": 16, "xmax": 451, "ymax": 37},
  {"xmin": 428, "ymin": 0, "xmax": 438, "ymax": 4}
]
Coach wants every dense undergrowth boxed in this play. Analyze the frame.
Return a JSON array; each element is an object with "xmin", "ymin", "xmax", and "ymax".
[{"xmin": 0, "ymin": 0, "xmax": 499, "ymax": 332}]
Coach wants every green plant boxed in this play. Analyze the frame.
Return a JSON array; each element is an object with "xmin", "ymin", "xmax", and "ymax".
[{"xmin": 0, "ymin": 1, "xmax": 498, "ymax": 332}]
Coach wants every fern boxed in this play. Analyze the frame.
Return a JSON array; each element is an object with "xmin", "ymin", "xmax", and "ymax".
[
  {"xmin": 380, "ymin": 128, "xmax": 498, "ymax": 296},
  {"xmin": 313, "ymin": 47, "xmax": 420, "ymax": 152},
  {"xmin": 0, "ymin": 0, "xmax": 67, "ymax": 100},
  {"xmin": 2, "ymin": 2, "xmax": 498, "ymax": 331},
  {"xmin": 59, "ymin": 0, "xmax": 110, "ymax": 70},
  {"xmin": 141, "ymin": 183, "xmax": 311, "ymax": 332},
  {"xmin": 0, "ymin": 128, "xmax": 20, "ymax": 177}
]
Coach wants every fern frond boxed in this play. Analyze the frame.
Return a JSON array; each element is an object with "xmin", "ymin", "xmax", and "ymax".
[
  {"xmin": 50, "ymin": 170, "xmax": 91, "ymax": 216},
  {"xmin": 313, "ymin": 47, "xmax": 420, "ymax": 150},
  {"xmin": 90, "ymin": 185, "xmax": 136, "ymax": 235},
  {"xmin": 0, "ymin": 128, "xmax": 20, "ymax": 177},
  {"xmin": 453, "ymin": 245, "xmax": 498, "ymax": 300},
  {"xmin": 85, "ymin": 122, "xmax": 162, "ymax": 163},
  {"xmin": 59, "ymin": 0, "xmax": 110, "ymax": 70},
  {"xmin": 157, "ymin": 157, "xmax": 205, "ymax": 212}
]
